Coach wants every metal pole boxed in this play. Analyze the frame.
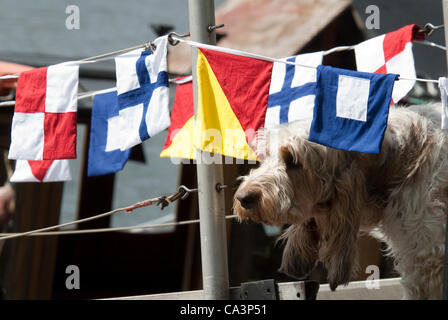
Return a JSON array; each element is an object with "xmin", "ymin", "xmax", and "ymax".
[
  {"xmin": 442, "ymin": 0, "xmax": 448, "ymax": 300},
  {"xmin": 188, "ymin": 0, "xmax": 229, "ymax": 299}
]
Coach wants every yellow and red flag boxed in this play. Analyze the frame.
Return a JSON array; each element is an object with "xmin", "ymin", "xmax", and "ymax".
[
  {"xmin": 160, "ymin": 77, "xmax": 196, "ymax": 159},
  {"xmin": 161, "ymin": 48, "xmax": 322, "ymax": 161},
  {"xmin": 194, "ymin": 48, "xmax": 273, "ymax": 160}
]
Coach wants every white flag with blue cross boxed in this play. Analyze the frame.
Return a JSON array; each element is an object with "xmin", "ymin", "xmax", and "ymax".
[
  {"xmin": 265, "ymin": 51, "xmax": 323, "ymax": 128},
  {"xmin": 113, "ymin": 35, "xmax": 170, "ymax": 151}
]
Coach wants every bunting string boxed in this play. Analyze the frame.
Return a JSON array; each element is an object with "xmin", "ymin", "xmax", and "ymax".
[
  {"xmin": 0, "ymin": 87, "xmax": 118, "ymax": 107},
  {"xmin": 0, "ymin": 41, "xmax": 156, "ymax": 81},
  {"xmin": 170, "ymin": 35, "xmax": 440, "ymax": 84},
  {"xmin": 415, "ymin": 39, "xmax": 447, "ymax": 51},
  {"xmin": 0, "ymin": 215, "xmax": 237, "ymax": 237},
  {"xmin": 1, "ymin": 29, "xmax": 446, "ymax": 84},
  {"xmin": 0, "ymin": 185, "xmax": 206, "ymax": 241},
  {"xmin": 0, "ymin": 78, "xmax": 191, "ymax": 107},
  {"xmin": 320, "ymin": 39, "xmax": 447, "ymax": 56},
  {"xmin": 0, "ymin": 207, "xmax": 124, "ymax": 241}
]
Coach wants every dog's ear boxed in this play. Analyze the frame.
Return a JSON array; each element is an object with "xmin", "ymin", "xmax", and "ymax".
[
  {"xmin": 278, "ymin": 219, "xmax": 319, "ymax": 279},
  {"xmin": 319, "ymin": 222, "xmax": 360, "ymax": 291},
  {"xmin": 316, "ymin": 167, "xmax": 363, "ymax": 291}
]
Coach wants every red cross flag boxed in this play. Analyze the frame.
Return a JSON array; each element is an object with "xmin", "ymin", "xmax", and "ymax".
[
  {"xmin": 8, "ymin": 64, "xmax": 79, "ymax": 160},
  {"xmin": 354, "ymin": 24, "xmax": 424, "ymax": 103}
]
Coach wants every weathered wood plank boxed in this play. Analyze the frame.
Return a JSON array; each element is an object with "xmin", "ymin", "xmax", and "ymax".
[
  {"xmin": 103, "ymin": 278, "xmax": 403, "ymax": 300},
  {"xmin": 317, "ymin": 278, "xmax": 403, "ymax": 300},
  {"xmin": 102, "ymin": 280, "xmax": 309, "ymax": 300}
]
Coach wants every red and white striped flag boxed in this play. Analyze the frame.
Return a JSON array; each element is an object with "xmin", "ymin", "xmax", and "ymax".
[
  {"xmin": 354, "ymin": 24, "xmax": 424, "ymax": 103},
  {"xmin": 10, "ymin": 160, "xmax": 72, "ymax": 182},
  {"xmin": 8, "ymin": 64, "xmax": 79, "ymax": 160}
]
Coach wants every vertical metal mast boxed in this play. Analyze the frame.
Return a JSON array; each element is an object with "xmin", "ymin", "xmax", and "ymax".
[
  {"xmin": 188, "ymin": 0, "xmax": 229, "ymax": 299},
  {"xmin": 442, "ymin": 0, "xmax": 448, "ymax": 300}
]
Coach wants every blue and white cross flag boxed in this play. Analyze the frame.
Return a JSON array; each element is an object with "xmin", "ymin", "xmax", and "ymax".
[
  {"xmin": 88, "ymin": 91, "xmax": 131, "ymax": 177},
  {"xmin": 113, "ymin": 35, "xmax": 170, "ymax": 151},
  {"xmin": 309, "ymin": 65, "xmax": 397, "ymax": 154},
  {"xmin": 265, "ymin": 51, "xmax": 323, "ymax": 128}
]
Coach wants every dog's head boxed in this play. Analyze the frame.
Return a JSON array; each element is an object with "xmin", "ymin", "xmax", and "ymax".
[
  {"xmin": 234, "ymin": 122, "xmax": 361, "ymax": 223},
  {"xmin": 233, "ymin": 121, "xmax": 367, "ymax": 290}
]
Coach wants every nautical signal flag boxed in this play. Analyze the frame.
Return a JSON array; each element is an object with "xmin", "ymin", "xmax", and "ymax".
[
  {"xmin": 265, "ymin": 51, "xmax": 323, "ymax": 128},
  {"xmin": 194, "ymin": 48, "xmax": 326, "ymax": 161},
  {"xmin": 195, "ymin": 48, "xmax": 273, "ymax": 160},
  {"xmin": 167, "ymin": 49, "xmax": 325, "ymax": 161},
  {"xmin": 87, "ymin": 91, "xmax": 131, "ymax": 177},
  {"xmin": 309, "ymin": 65, "xmax": 397, "ymax": 154},
  {"xmin": 10, "ymin": 160, "xmax": 71, "ymax": 182},
  {"xmin": 354, "ymin": 24, "xmax": 424, "ymax": 103},
  {"xmin": 8, "ymin": 64, "xmax": 79, "ymax": 160},
  {"xmin": 113, "ymin": 35, "xmax": 170, "ymax": 151},
  {"xmin": 160, "ymin": 77, "xmax": 196, "ymax": 160}
]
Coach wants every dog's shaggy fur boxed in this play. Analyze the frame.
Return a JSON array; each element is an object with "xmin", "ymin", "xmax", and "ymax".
[{"xmin": 233, "ymin": 104, "xmax": 448, "ymax": 299}]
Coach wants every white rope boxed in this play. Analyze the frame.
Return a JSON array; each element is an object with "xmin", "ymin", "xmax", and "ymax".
[
  {"xmin": 0, "ymin": 40, "xmax": 160, "ymax": 104},
  {"xmin": 170, "ymin": 75, "xmax": 193, "ymax": 84},
  {"xmin": 0, "ymin": 35, "xmax": 444, "ymax": 104},
  {"xmin": 0, "ymin": 101, "xmax": 15, "ymax": 107},
  {"xmin": 0, "ymin": 60, "xmax": 106, "ymax": 81},
  {"xmin": 0, "ymin": 207, "xmax": 124, "ymax": 241},
  {"xmin": 323, "ymin": 45, "xmax": 356, "ymax": 56},
  {"xmin": 0, "ymin": 185, "xmax": 205, "ymax": 240},
  {"xmin": 172, "ymin": 36, "xmax": 443, "ymax": 84},
  {"xmin": 0, "ymin": 86, "xmax": 118, "ymax": 107},
  {"xmin": 0, "ymin": 41, "xmax": 155, "ymax": 81},
  {"xmin": 77, "ymin": 87, "xmax": 117, "ymax": 100},
  {"xmin": 0, "ymin": 74, "xmax": 20, "ymax": 80},
  {"xmin": 172, "ymin": 36, "xmax": 316, "ymax": 69},
  {"xmin": 322, "ymin": 40, "xmax": 447, "ymax": 56},
  {"xmin": 399, "ymin": 76, "xmax": 439, "ymax": 83},
  {"xmin": 0, "ymin": 57, "xmax": 132, "ymax": 81},
  {"xmin": 415, "ymin": 40, "xmax": 447, "ymax": 51},
  {"xmin": 0, "ymin": 215, "xmax": 237, "ymax": 237}
]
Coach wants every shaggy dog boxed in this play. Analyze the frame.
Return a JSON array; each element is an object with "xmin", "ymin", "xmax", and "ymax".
[{"xmin": 233, "ymin": 104, "xmax": 448, "ymax": 299}]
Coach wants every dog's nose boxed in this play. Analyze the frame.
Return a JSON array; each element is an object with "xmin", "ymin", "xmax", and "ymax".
[{"xmin": 237, "ymin": 192, "xmax": 260, "ymax": 210}]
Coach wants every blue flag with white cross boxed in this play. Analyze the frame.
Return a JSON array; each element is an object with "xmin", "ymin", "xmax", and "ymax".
[
  {"xmin": 113, "ymin": 35, "xmax": 170, "ymax": 151},
  {"xmin": 265, "ymin": 51, "xmax": 323, "ymax": 128},
  {"xmin": 87, "ymin": 91, "xmax": 131, "ymax": 177},
  {"xmin": 309, "ymin": 65, "xmax": 397, "ymax": 154}
]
